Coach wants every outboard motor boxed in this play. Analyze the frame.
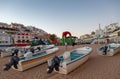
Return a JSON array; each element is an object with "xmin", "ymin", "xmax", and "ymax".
[
  {"xmin": 12, "ymin": 48, "xmax": 19, "ymax": 56},
  {"xmin": 47, "ymin": 56, "xmax": 60, "ymax": 74},
  {"xmin": 103, "ymin": 45, "xmax": 108, "ymax": 55},
  {"xmin": 4, "ymin": 56, "xmax": 19, "ymax": 71},
  {"xmin": 0, "ymin": 49, "xmax": 2, "ymax": 54},
  {"xmin": 30, "ymin": 47, "xmax": 35, "ymax": 54},
  {"xmin": 37, "ymin": 47, "xmax": 41, "ymax": 51}
]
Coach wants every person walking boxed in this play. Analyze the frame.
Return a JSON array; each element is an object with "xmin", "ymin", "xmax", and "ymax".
[
  {"xmin": 72, "ymin": 42, "xmax": 75, "ymax": 48},
  {"xmin": 65, "ymin": 42, "xmax": 68, "ymax": 50}
]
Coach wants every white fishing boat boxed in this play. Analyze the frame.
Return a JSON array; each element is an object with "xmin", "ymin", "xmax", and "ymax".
[
  {"xmin": 0, "ymin": 46, "xmax": 31, "ymax": 58},
  {"xmin": 98, "ymin": 43, "xmax": 120, "ymax": 56},
  {"xmin": 34, "ymin": 44, "xmax": 54, "ymax": 49},
  {"xmin": 1, "ymin": 47, "xmax": 16, "ymax": 58},
  {"xmin": 12, "ymin": 47, "xmax": 59, "ymax": 71},
  {"xmin": 0, "ymin": 45, "xmax": 55, "ymax": 58},
  {"xmin": 47, "ymin": 46, "xmax": 92, "ymax": 74}
]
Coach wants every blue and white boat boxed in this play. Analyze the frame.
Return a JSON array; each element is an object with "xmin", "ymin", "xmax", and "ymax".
[
  {"xmin": 0, "ymin": 45, "xmax": 55, "ymax": 58},
  {"xmin": 0, "ymin": 46, "xmax": 30, "ymax": 58},
  {"xmin": 12, "ymin": 47, "xmax": 59, "ymax": 71},
  {"xmin": 98, "ymin": 43, "xmax": 120, "ymax": 56},
  {"xmin": 47, "ymin": 46, "xmax": 92, "ymax": 74},
  {"xmin": 1, "ymin": 47, "xmax": 16, "ymax": 58}
]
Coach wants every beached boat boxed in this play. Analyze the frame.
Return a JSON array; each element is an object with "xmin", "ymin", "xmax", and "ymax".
[
  {"xmin": 34, "ymin": 44, "xmax": 55, "ymax": 50},
  {"xmin": 1, "ymin": 47, "xmax": 16, "ymax": 58},
  {"xmin": 98, "ymin": 43, "xmax": 120, "ymax": 56},
  {"xmin": 12, "ymin": 47, "xmax": 59, "ymax": 71},
  {"xmin": 0, "ymin": 46, "xmax": 30, "ymax": 58},
  {"xmin": 0, "ymin": 45, "xmax": 55, "ymax": 58},
  {"xmin": 47, "ymin": 46, "xmax": 92, "ymax": 74}
]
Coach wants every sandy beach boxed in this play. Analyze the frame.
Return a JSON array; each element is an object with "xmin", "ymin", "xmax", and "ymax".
[{"xmin": 0, "ymin": 44, "xmax": 120, "ymax": 79}]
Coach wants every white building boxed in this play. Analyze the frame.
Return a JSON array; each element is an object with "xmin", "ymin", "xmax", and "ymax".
[
  {"xmin": 0, "ymin": 22, "xmax": 9, "ymax": 28},
  {"xmin": 105, "ymin": 23, "xmax": 120, "ymax": 33},
  {"xmin": 26, "ymin": 26, "xmax": 34, "ymax": 31},
  {"xmin": 0, "ymin": 30, "xmax": 5, "ymax": 34},
  {"xmin": 0, "ymin": 34, "xmax": 13, "ymax": 46},
  {"xmin": 10, "ymin": 23, "xmax": 24, "ymax": 29},
  {"xmin": 108, "ymin": 29, "xmax": 120, "ymax": 43},
  {"xmin": 13, "ymin": 33, "xmax": 32, "ymax": 46},
  {"xmin": 27, "ymin": 26, "xmax": 48, "ymax": 36},
  {"xmin": 95, "ymin": 24, "xmax": 105, "ymax": 38}
]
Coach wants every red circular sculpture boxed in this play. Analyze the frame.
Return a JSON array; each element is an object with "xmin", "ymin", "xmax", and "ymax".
[{"xmin": 62, "ymin": 31, "xmax": 71, "ymax": 37}]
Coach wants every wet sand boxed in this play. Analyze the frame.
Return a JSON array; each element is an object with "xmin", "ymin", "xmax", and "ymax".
[{"xmin": 0, "ymin": 44, "xmax": 120, "ymax": 79}]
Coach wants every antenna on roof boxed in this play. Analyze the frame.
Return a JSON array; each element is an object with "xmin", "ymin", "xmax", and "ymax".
[{"xmin": 99, "ymin": 24, "xmax": 101, "ymax": 30}]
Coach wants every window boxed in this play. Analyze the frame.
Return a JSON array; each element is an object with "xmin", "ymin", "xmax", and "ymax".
[
  {"xmin": 2, "ymin": 41, "xmax": 4, "ymax": 43},
  {"xmin": 17, "ymin": 40, "xmax": 21, "ymax": 43},
  {"xmin": 118, "ymin": 32, "xmax": 120, "ymax": 36},
  {"xmin": 5, "ymin": 41, "xmax": 8, "ymax": 43},
  {"xmin": 22, "ymin": 40, "xmax": 25, "ymax": 43},
  {"xmin": 22, "ymin": 36, "xmax": 24, "ymax": 38},
  {"xmin": 26, "ymin": 40, "xmax": 29, "ymax": 43},
  {"xmin": 18, "ymin": 36, "xmax": 20, "ymax": 38}
]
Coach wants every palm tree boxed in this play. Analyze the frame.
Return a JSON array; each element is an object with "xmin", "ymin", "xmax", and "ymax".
[{"xmin": 49, "ymin": 34, "xmax": 56, "ymax": 41}]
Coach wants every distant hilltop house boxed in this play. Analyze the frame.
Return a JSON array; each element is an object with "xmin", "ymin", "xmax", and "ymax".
[
  {"xmin": 0, "ymin": 22, "xmax": 19, "ymax": 34},
  {"xmin": 0, "ymin": 22, "xmax": 9, "ymax": 28},
  {"xmin": 10, "ymin": 23, "xmax": 24, "ymax": 29},
  {"xmin": 103, "ymin": 22, "xmax": 120, "ymax": 43},
  {"xmin": 27, "ymin": 26, "xmax": 48, "ymax": 36},
  {"xmin": 105, "ymin": 23, "xmax": 120, "ymax": 34},
  {"xmin": 10, "ymin": 23, "xmax": 28, "ymax": 33},
  {"xmin": 80, "ymin": 34, "xmax": 93, "ymax": 44},
  {"xmin": 108, "ymin": 29, "xmax": 120, "ymax": 43}
]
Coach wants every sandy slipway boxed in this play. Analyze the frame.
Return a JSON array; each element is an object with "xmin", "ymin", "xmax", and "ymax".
[{"xmin": 0, "ymin": 45, "xmax": 120, "ymax": 79}]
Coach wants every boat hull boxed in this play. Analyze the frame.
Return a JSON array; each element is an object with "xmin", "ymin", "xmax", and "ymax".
[
  {"xmin": 1, "ymin": 51, "xmax": 23, "ymax": 58},
  {"xmin": 1, "ymin": 45, "xmax": 54, "ymax": 58},
  {"xmin": 0, "ymin": 46, "xmax": 30, "ymax": 58},
  {"xmin": 47, "ymin": 46, "xmax": 92, "ymax": 74},
  {"xmin": 98, "ymin": 45, "xmax": 120, "ymax": 56},
  {"xmin": 12, "ymin": 47, "xmax": 59, "ymax": 71},
  {"xmin": 59, "ymin": 53, "xmax": 90, "ymax": 74}
]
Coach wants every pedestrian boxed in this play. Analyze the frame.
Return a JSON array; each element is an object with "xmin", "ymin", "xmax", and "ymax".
[
  {"xmin": 65, "ymin": 42, "xmax": 68, "ymax": 50},
  {"xmin": 72, "ymin": 42, "xmax": 75, "ymax": 48}
]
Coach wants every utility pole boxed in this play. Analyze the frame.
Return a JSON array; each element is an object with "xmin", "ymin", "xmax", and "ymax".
[{"xmin": 98, "ymin": 24, "xmax": 101, "ymax": 44}]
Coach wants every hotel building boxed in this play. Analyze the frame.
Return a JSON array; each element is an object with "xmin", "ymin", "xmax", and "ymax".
[{"xmin": 13, "ymin": 33, "xmax": 32, "ymax": 46}]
